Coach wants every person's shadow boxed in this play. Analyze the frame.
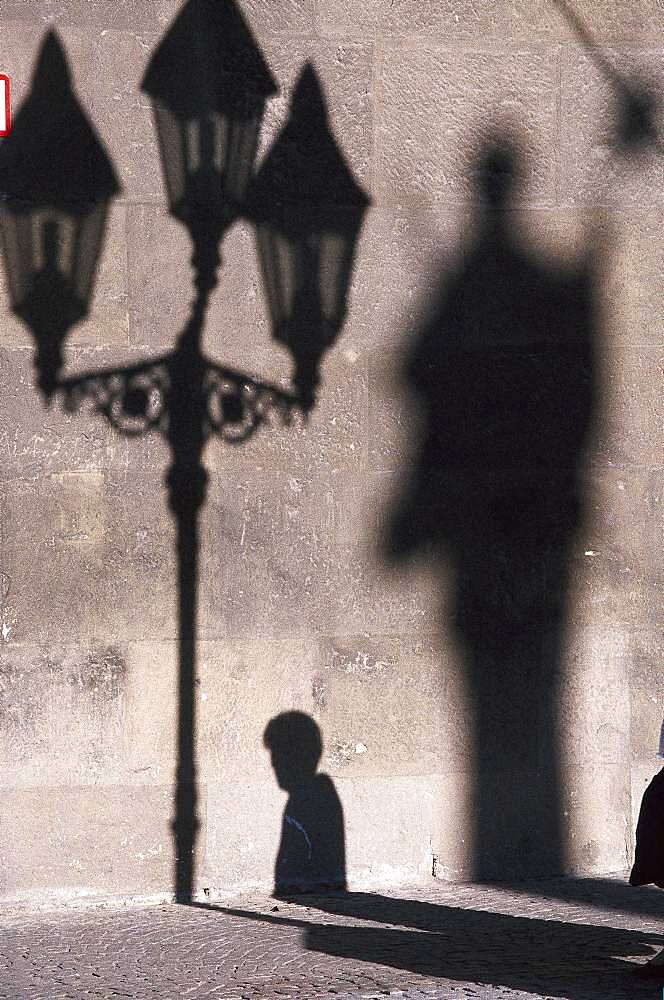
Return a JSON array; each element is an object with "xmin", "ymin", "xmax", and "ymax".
[
  {"xmin": 264, "ymin": 712, "xmax": 347, "ymax": 895},
  {"xmin": 387, "ymin": 136, "xmax": 599, "ymax": 878}
]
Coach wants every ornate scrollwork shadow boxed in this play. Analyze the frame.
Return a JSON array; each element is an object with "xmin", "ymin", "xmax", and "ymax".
[{"xmin": 59, "ymin": 356, "xmax": 302, "ymax": 445}]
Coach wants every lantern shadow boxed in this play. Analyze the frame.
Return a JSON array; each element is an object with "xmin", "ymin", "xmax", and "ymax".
[
  {"xmin": 0, "ymin": 30, "xmax": 120, "ymax": 396},
  {"xmin": 385, "ymin": 133, "xmax": 599, "ymax": 879},
  {"xmin": 246, "ymin": 63, "xmax": 370, "ymax": 412}
]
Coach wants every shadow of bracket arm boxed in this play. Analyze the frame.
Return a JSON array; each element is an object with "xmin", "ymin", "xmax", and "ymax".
[
  {"xmin": 203, "ymin": 360, "xmax": 304, "ymax": 445},
  {"xmin": 57, "ymin": 351, "xmax": 172, "ymax": 437}
]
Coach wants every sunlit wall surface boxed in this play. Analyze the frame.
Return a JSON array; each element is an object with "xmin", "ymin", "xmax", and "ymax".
[{"xmin": 0, "ymin": 0, "xmax": 661, "ymax": 903}]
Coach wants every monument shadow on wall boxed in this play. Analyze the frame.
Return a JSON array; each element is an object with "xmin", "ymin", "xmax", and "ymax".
[
  {"xmin": 381, "ymin": 0, "xmax": 663, "ymax": 882},
  {"xmin": 386, "ymin": 136, "xmax": 599, "ymax": 879}
]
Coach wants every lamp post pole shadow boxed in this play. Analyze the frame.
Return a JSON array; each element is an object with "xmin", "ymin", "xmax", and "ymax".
[{"xmin": 57, "ymin": 223, "xmax": 301, "ymax": 904}]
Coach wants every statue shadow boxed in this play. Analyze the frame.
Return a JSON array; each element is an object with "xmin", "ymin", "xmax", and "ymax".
[{"xmin": 386, "ymin": 135, "xmax": 598, "ymax": 878}]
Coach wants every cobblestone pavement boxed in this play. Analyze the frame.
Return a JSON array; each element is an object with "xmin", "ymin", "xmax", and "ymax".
[{"xmin": 1, "ymin": 875, "xmax": 663, "ymax": 1000}]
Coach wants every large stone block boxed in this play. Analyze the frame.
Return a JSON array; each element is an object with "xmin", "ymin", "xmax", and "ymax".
[
  {"xmin": 309, "ymin": 635, "xmax": 469, "ymax": 778},
  {"xmin": 2, "ymin": 1, "xmax": 160, "ymax": 29},
  {"xmin": 71, "ymin": 27, "xmax": 163, "ymax": 204},
  {"xmin": 202, "ymin": 776, "xmax": 284, "ymax": 892},
  {"xmin": 0, "ymin": 639, "xmax": 179, "ymax": 789},
  {"xmin": 374, "ymin": 45, "xmax": 559, "ymax": 208},
  {"xmin": 561, "ymin": 761, "xmax": 632, "ymax": 874},
  {"xmin": 0, "ymin": 784, "xmax": 176, "ymax": 900},
  {"xmin": 593, "ymin": 343, "xmax": 663, "ymax": 470},
  {"xmin": 340, "ymin": 207, "xmax": 462, "ymax": 357},
  {"xmin": 155, "ymin": 0, "xmax": 316, "ymax": 36},
  {"xmin": 566, "ymin": 468, "xmax": 662, "ymax": 628},
  {"xmin": 560, "ymin": 47, "xmax": 664, "ymax": 208},
  {"xmin": 195, "ymin": 636, "xmax": 327, "ymax": 777},
  {"xmin": 340, "ymin": 773, "xmax": 441, "ymax": 885},
  {"xmin": 558, "ymin": 625, "xmax": 632, "ymax": 766},
  {"xmin": 620, "ymin": 208, "xmax": 664, "ymax": 345},
  {"xmin": 200, "ymin": 471, "xmax": 340, "ymax": 640},
  {"xmin": 2, "ymin": 473, "xmax": 177, "ymax": 644},
  {"xmin": 628, "ymin": 628, "xmax": 664, "ymax": 760},
  {"xmin": 0, "ymin": 642, "xmax": 129, "ymax": 786}
]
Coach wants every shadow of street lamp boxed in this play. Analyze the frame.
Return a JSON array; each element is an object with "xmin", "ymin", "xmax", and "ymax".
[
  {"xmin": 139, "ymin": 0, "xmax": 279, "ymax": 903},
  {"xmin": 0, "ymin": 5, "xmax": 369, "ymax": 906}
]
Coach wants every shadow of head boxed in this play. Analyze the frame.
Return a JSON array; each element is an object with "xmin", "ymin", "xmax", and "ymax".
[
  {"xmin": 472, "ymin": 137, "xmax": 523, "ymax": 208},
  {"xmin": 263, "ymin": 711, "xmax": 323, "ymax": 792}
]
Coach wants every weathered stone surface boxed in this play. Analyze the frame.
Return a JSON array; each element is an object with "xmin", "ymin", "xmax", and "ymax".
[
  {"xmin": 316, "ymin": 1, "xmax": 661, "ymax": 44},
  {"xmin": 557, "ymin": 626, "xmax": 633, "ymax": 872},
  {"xmin": 341, "ymin": 774, "xmax": 443, "ymax": 884},
  {"xmin": 628, "ymin": 627, "xmax": 664, "ymax": 760},
  {"xmin": 593, "ymin": 343, "xmax": 663, "ymax": 469},
  {"xmin": 312, "ymin": 636, "xmax": 469, "ymax": 777},
  {"xmin": 195, "ymin": 637, "xmax": 325, "ymax": 775},
  {"xmin": 0, "ymin": 0, "xmax": 660, "ymax": 905},
  {"xmin": 0, "ymin": 784, "xmax": 175, "ymax": 899},
  {"xmin": 341, "ymin": 208, "xmax": 462, "ymax": 358},
  {"xmin": 202, "ymin": 776, "xmax": 286, "ymax": 891},
  {"xmin": 156, "ymin": 0, "xmax": 317, "ymax": 36},
  {"xmin": 624, "ymin": 208, "xmax": 664, "ymax": 345},
  {"xmin": 566, "ymin": 469, "xmax": 662, "ymax": 627},
  {"xmin": 2, "ymin": 0, "xmax": 162, "ymax": 29},
  {"xmin": 374, "ymin": 46, "xmax": 559, "ymax": 208},
  {"xmin": 560, "ymin": 47, "xmax": 664, "ymax": 208},
  {"xmin": 2, "ymin": 473, "xmax": 176, "ymax": 644},
  {"xmin": 0, "ymin": 642, "xmax": 130, "ymax": 785}
]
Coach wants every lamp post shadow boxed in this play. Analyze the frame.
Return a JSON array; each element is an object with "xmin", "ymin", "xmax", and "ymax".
[{"xmin": 0, "ymin": 4, "xmax": 368, "ymax": 905}]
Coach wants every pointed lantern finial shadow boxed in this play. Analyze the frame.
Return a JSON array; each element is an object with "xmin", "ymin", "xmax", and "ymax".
[
  {"xmin": 247, "ymin": 63, "xmax": 370, "ymax": 411},
  {"xmin": 0, "ymin": 30, "xmax": 120, "ymax": 397},
  {"xmin": 142, "ymin": 0, "xmax": 277, "ymax": 287}
]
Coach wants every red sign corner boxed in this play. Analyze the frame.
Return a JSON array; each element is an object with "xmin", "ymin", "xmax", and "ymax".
[{"xmin": 0, "ymin": 74, "xmax": 11, "ymax": 137}]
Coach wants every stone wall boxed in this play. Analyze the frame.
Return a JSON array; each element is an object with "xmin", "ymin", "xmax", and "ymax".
[{"xmin": 0, "ymin": 1, "xmax": 661, "ymax": 904}]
